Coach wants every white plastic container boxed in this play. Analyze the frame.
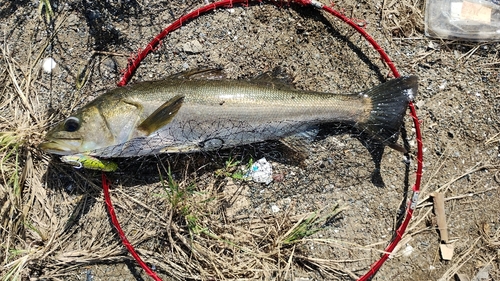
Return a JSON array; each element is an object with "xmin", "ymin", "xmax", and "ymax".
[{"xmin": 425, "ymin": 0, "xmax": 500, "ymax": 41}]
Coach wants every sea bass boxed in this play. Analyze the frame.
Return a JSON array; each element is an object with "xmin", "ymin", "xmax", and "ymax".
[{"xmin": 40, "ymin": 69, "xmax": 418, "ymax": 158}]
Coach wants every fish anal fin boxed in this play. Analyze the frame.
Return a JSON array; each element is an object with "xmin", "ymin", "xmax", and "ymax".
[
  {"xmin": 168, "ymin": 68, "xmax": 226, "ymax": 80},
  {"xmin": 137, "ymin": 95, "xmax": 184, "ymax": 135},
  {"xmin": 388, "ymin": 143, "xmax": 407, "ymax": 153},
  {"xmin": 279, "ymin": 127, "xmax": 318, "ymax": 164}
]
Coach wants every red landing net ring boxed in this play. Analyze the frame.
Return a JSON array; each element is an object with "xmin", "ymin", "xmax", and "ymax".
[{"xmin": 102, "ymin": 1, "xmax": 424, "ymax": 280}]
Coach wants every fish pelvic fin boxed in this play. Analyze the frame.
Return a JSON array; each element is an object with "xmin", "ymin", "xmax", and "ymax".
[
  {"xmin": 137, "ymin": 95, "xmax": 184, "ymax": 135},
  {"xmin": 356, "ymin": 75, "xmax": 418, "ymax": 151}
]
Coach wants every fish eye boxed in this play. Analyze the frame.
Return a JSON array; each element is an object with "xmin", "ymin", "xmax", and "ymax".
[{"xmin": 64, "ymin": 117, "xmax": 81, "ymax": 132}]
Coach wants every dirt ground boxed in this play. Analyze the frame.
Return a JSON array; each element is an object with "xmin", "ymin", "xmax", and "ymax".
[{"xmin": 1, "ymin": 0, "xmax": 499, "ymax": 280}]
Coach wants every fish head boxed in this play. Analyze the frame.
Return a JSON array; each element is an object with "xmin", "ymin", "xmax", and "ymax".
[{"xmin": 39, "ymin": 105, "xmax": 116, "ymax": 155}]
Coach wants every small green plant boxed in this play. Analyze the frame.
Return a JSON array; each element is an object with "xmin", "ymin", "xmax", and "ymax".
[
  {"xmin": 231, "ymin": 157, "xmax": 254, "ymax": 180},
  {"xmin": 0, "ymin": 132, "xmax": 23, "ymax": 198},
  {"xmin": 282, "ymin": 203, "xmax": 346, "ymax": 245},
  {"xmin": 184, "ymin": 212, "xmax": 240, "ymax": 249},
  {"xmin": 38, "ymin": 0, "xmax": 54, "ymax": 23},
  {"xmin": 157, "ymin": 167, "xmax": 195, "ymax": 210},
  {"xmin": 156, "ymin": 167, "xmax": 204, "ymax": 237},
  {"xmin": 215, "ymin": 156, "xmax": 254, "ymax": 180},
  {"xmin": 185, "ymin": 213, "xmax": 209, "ymax": 236},
  {"xmin": 2, "ymin": 251, "xmax": 30, "ymax": 281},
  {"xmin": 0, "ymin": 132, "xmax": 21, "ymax": 149},
  {"xmin": 155, "ymin": 166, "xmax": 241, "ymax": 249}
]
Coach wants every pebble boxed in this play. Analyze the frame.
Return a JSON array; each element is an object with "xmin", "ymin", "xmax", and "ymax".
[
  {"xmin": 271, "ymin": 204, "xmax": 280, "ymax": 213},
  {"xmin": 181, "ymin": 40, "xmax": 204, "ymax": 53},
  {"xmin": 42, "ymin": 57, "xmax": 56, "ymax": 73}
]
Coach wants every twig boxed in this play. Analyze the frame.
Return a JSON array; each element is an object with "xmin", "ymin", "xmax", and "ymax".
[
  {"xmin": 418, "ymin": 164, "xmax": 499, "ymax": 205},
  {"xmin": 92, "ymin": 51, "xmax": 129, "ymax": 57},
  {"xmin": 417, "ymin": 187, "xmax": 498, "ymax": 208},
  {"xmin": 458, "ymin": 44, "xmax": 482, "ymax": 61}
]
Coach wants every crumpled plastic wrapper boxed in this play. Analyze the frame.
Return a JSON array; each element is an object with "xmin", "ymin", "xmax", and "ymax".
[{"xmin": 246, "ymin": 158, "xmax": 273, "ymax": 184}]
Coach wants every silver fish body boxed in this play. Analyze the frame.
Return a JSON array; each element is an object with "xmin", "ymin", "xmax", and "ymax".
[{"xmin": 40, "ymin": 70, "xmax": 418, "ymax": 158}]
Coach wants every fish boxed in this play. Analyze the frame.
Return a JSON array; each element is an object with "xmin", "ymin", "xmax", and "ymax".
[{"xmin": 39, "ymin": 69, "xmax": 418, "ymax": 158}]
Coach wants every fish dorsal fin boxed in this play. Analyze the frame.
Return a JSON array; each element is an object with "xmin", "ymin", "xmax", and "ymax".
[
  {"xmin": 137, "ymin": 95, "xmax": 184, "ymax": 135},
  {"xmin": 168, "ymin": 68, "xmax": 226, "ymax": 80},
  {"xmin": 279, "ymin": 126, "xmax": 319, "ymax": 162},
  {"xmin": 250, "ymin": 67, "xmax": 295, "ymax": 90}
]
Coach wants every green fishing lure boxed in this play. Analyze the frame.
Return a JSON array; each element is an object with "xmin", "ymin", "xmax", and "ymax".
[{"xmin": 61, "ymin": 154, "xmax": 118, "ymax": 172}]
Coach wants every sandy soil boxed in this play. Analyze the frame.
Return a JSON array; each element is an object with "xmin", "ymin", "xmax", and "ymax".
[{"xmin": 1, "ymin": 0, "xmax": 499, "ymax": 280}]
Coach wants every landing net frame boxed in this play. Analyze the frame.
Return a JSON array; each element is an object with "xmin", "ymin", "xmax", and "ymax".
[{"xmin": 102, "ymin": 1, "xmax": 424, "ymax": 280}]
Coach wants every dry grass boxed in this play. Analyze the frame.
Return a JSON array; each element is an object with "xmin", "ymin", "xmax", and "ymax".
[
  {"xmin": 88, "ymin": 169, "xmax": 351, "ymax": 280},
  {"xmin": 381, "ymin": 0, "xmax": 424, "ymax": 38},
  {"xmin": 0, "ymin": 54, "xmax": 37, "ymax": 281},
  {"xmin": 0, "ymin": 31, "xmax": 59, "ymax": 279}
]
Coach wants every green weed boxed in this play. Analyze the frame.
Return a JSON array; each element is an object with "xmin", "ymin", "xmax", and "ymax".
[
  {"xmin": 156, "ymin": 167, "xmax": 196, "ymax": 210},
  {"xmin": 2, "ymin": 252, "xmax": 29, "ymax": 281},
  {"xmin": 38, "ymin": 0, "xmax": 54, "ymax": 23},
  {"xmin": 282, "ymin": 204, "xmax": 346, "ymax": 245},
  {"xmin": 155, "ymin": 167, "xmax": 241, "ymax": 249},
  {"xmin": 215, "ymin": 156, "xmax": 253, "ymax": 180}
]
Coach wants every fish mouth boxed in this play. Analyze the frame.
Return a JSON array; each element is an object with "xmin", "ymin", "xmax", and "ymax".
[{"xmin": 38, "ymin": 139, "xmax": 82, "ymax": 156}]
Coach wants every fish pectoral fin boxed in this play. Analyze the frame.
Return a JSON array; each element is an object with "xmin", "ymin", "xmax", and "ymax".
[
  {"xmin": 137, "ymin": 95, "xmax": 184, "ymax": 135},
  {"xmin": 251, "ymin": 67, "xmax": 295, "ymax": 90},
  {"xmin": 168, "ymin": 68, "xmax": 226, "ymax": 80}
]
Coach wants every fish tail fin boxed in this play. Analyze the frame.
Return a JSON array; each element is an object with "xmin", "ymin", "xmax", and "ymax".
[{"xmin": 356, "ymin": 76, "xmax": 418, "ymax": 151}]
